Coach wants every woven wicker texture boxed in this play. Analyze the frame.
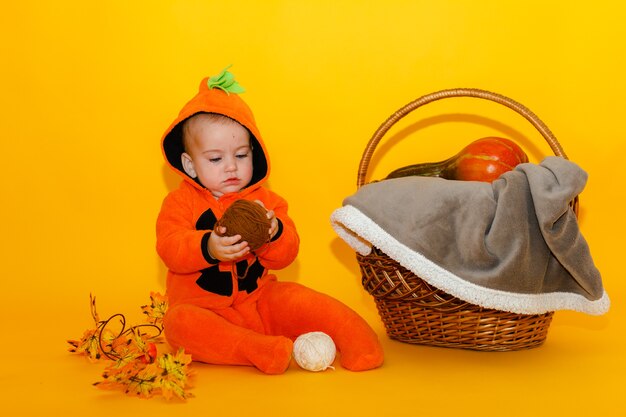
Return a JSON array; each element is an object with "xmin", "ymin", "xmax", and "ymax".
[{"xmin": 355, "ymin": 88, "xmax": 573, "ymax": 351}]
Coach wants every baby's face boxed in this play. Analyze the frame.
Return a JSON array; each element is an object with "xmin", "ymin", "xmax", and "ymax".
[{"xmin": 182, "ymin": 115, "xmax": 253, "ymax": 198}]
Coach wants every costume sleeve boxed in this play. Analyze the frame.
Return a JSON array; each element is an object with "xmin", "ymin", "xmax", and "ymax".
[
  {"xmin": 256, "ymin": 190, "xmax": 299, "ymax": 270},
  {"xmin": 156, "ymin": 190, "xmax": 217, "ymax": 274}
]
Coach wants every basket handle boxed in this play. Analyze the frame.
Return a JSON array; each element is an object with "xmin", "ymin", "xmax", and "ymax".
[{"xmin": 357, "ymin": 88, "xmax": 569, "ymax": 188}]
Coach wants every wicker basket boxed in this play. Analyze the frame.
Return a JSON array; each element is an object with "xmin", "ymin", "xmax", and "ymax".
[{"xmin": 355, "ymin": 88, "xmax": 577, "ymax": 351}]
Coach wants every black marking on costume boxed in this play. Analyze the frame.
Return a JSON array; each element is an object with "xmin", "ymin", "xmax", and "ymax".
[
  {"xmin": 195, "ymin": 267, "xmax": 233, "ymax": 296},
  {"xmin": 195, "ymin": 208, "xmax": 231, "ymax": 295},
  {"xmin": 237, "ymin": 259, "xmax": 264, "ymax": 294},
  {"xmin": 196, "ymin": 209, "xmax": 217, "ymax": 230}
]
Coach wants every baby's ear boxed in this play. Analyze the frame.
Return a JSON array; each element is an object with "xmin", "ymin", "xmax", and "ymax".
[{"xmin": 181, "ymin": 152, "xmax": 197, "ymax": 178}]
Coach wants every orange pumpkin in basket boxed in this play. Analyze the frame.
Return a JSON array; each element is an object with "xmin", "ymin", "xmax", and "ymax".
[{"xmin": 387, "ymin": 137, "xmax": 528, "ymax": 183}]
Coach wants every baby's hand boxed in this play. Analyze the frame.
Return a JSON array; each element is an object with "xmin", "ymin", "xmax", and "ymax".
[
  {"xmin": 254, "ymin": 200, "xmax": 278, "ymax": 239},
  {"xmin": 208, "ymin": 227, "xmax": 250, "ymax": 262}
]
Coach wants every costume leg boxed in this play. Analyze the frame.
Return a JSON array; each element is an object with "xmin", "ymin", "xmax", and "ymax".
[
  {"xmin": 163, "ymin": 303, "xmax": 293, "ymax": 375},
  {"xmin": 257, "ymin": 281, "xmax": 384, "ymax": 371}
]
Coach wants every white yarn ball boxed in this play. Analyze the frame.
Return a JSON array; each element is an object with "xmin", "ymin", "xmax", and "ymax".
[{"xmin": 293, "ymin": 331, "xmax": 336, "ymax": 372}]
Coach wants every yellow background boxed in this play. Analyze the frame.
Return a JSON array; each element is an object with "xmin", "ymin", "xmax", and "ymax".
[{"xmin": 1, "ymin": 1, "xmax": 624, "ymax": 415}]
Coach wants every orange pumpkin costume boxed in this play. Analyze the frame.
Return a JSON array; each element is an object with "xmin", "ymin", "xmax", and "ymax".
[{"xmin": 156, "ymin": 69, "xmax": 383, "ymax": 374}]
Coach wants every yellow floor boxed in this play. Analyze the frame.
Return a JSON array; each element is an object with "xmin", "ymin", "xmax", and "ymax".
[
  {"xmin": 2, "ymin": 293, "xmax": 623, "ymax": 417},
  {"xmin": 2, "ymin": 2, "xmax": 625, "ymax": 416}
]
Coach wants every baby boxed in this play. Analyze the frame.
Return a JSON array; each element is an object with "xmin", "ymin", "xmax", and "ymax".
[
  {"xmin": 181, "ymin": 112, "xmax": 278, "ymax": 261},
  {"xmin": 156, "ymin": 67, "xmax": 383, "ymax": 374}
]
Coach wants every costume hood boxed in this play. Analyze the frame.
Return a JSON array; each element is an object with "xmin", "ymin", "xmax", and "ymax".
[{"xmin": 161, "ymin": 67, "xmax": 269, "ymax": 190}]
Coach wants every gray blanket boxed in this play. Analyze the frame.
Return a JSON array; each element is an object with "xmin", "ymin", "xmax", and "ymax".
[{"xmin": 331, "ymin": 156, "xmax": 609, "ymax": 315}]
